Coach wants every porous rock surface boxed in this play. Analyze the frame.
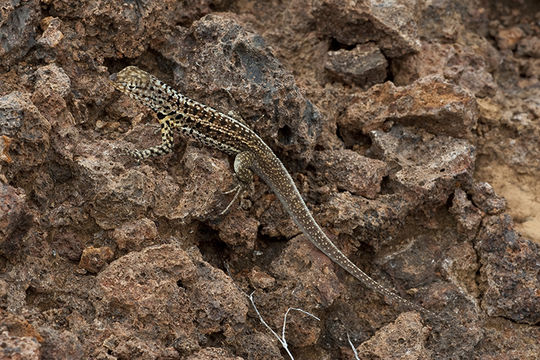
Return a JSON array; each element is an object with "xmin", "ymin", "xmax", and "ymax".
[{"xmin": 0, "ymin": 0, "xmax": 538, "ymax": 359}]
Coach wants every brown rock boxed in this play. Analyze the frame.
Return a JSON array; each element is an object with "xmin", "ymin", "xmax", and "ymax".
[
  {"xmin": 38, "ymin": 328, "xmax": 87, "ymax": 360},
  {"xmin": 270, "ymin": 235, "xmax": 344, "ymax": 307},
  {"xmin": 0, "ymin": 92, "xmax": 51, "ymax": 171},
  {"xmin": 215, "ymin": 208, "xmax": 259, "ymax": 252},
  {"xmin": 250, "ymin": 235, "xmax": 346, "ymax": 349},
  {"xmin": 340, "ymin": 76, "xmax": 478, "ymax": 142},
  {"xmin": 78, "ymin": 246, "xmax": 114, "ymax": 273},
  {"xmin": 0, "ymin": 0, "xmax": 40, "ymax": 68},
  {"xmin": 48, "ymin": 231, "xmax": 88, "ymax": 262},
  {"xmin": 369, "ymin": 126, "xmax": 476, "ymax": 205},
  {"xmin": 31, "ymin": 64, "xmax": 72, "ymax": 120},
  {"xmin": 0, "ymin": 309, "xmax": 43, "ymax": 342},
  {"xmin": 96, "ymin": 244, "xmax": 248, "ymax": 356},
  {"xmin": 392, "ymin": 41, "xmax": 499, "ymax": 97},
  {"xmin": 443, "ymin": 241, "xmax": 480, "ymax": 299},
  {"xmin": 517, "ymin": 36, "xmax": 540, "ymax": 58},
  {"xmin": 318, "ymin": 192, "xmax": 400, "ymax": 246},
  {"xmin": 313, "ymin": 0, "xmax": 420, "ymax": 57},
  {"xmin": 0, "ymin": 184, "xmax": 33, "ymax": 257},
  {"xmin": 232, "ymin": 332, "xmax": 282, "ymax": 360},
  {"xmin": 0, "ymin": 331, "xmax": 41, "ymax": 360},
  {"xmin": 356, "ymin": 312, "xmax": 432, "ymax": 359},
  {"xmin": 1, "ymin": 0, "xmax": 539, "ymax": 358},
  {"xmin": 469, "ymin": 181, "xmax": 506, "ymax": 215},
  {"xmin": 44, "ymin": 0, "xmax": 218, "ymax": 59},
  {"xmin": 416, "ymin": 0, "xmax": 467, "ymax": 41},
  {"xmin": 185, "ymin": 347, "xmax": 243, "ymax": 360},
  {"xmin": 257, "ymin": 195, "xmax": 298, "ymax": 240},
  {"xmin": 325, "ymin": 43, "xmax": 388, "ymax": 87},
  {"xmin": 0, "ymin": 135, "xmax": 12, "ymax": 163},
  {"xmin": 475, "ymin": 215, "xmax": 539, "ymax": 324},
  {"xmin": 311, "ymin": 150, "xmax": 387, "ymax": 199},
  {"xmin": 157, "ymin": 14, "xmax": 322, "ymax": 170},
  {"xmin": 76, "ymin": 143, "xmax": 175, "ymax": 229},
  {"xmin": 77, "ymin": 143, "xmax": 232, "ymax": 230},
  {"xmin": 37, "ymin": 17, "xmax": 64, "ymax": 48},
  {"xmin": 248, "ymin": 269, "xmax": 275, "ymax": 289},
  {"xmin": 449, "ymin": 188, "xmax": 484, "ymax": 238},
  {"xmin": 474, "ymin": 319, "xmax": 540, "ymax": 359},
  {"xmin": 166, "ymin": 145, "xmax": 234, "ymax": 222},
  {"xmin": 112, "ymin": 218, "xmax": 158, "ymax": 251},
  {"xmin": 496, "ymin": 26, "xmax": 525, "ymax": 50}
]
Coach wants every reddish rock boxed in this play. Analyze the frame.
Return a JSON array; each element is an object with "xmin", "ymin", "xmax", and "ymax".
[
  {"xmin": 318, "ymin": 192, "xmax": 404, "ymax": 248},
  {"xmin": 185, "ymin": 347, "xmax": 243, "ymax": 360},
  {"xmin": 168, "ymin": 145, "xmax": 235, "ymax": 222},
  {"xmin": 469, "ymin": 181, "xmax": 506, "ymax": 215},
  {"xmin": 474, "ymin": 319, "xmax": 540, "ymax": 359},
  {"xmin": 248, "ymin": 269, "xmax": 275, "ymax": 289},
  {"xmin": 517, "ymin": 36, "xmax": 540, "ymax": 58},
  {"xmin": 78, "ymin": 246, "xmax": 114, "ymax": 273},
  {"xmin": 496, "ymin": 26, "xmax": 525, "ymax": 50},
  {"xmin": 356, "ymin": 312, "xmax": 432, "ymax": 359},
  {"xmin": 325, "ymin": 43, "xmax": 388, "ymax": 87},
  {"xmin": 449, "ymin": 188, "xmax": 484, "ymax": 238},
  {"xmin": 270, "ymin": 235, "xmax": 344, "ymax": 307},
  {"xmin": 156, "ymin": 14, "xmax": 322, "ymax": 170},
  {"xmin": 0, "ymin": 0, "xmax": 40, "ymax": 67},
  {"xmin": 0, "ymin": 331, "xmax": 40, "ymax": 360},
  {"xmin": 96, "ymin": 244, "xmax": 248, "ymax": 357},
  {"xmin": 341, "ymin": 76, "xmax": 478, "ymax": 142},
  {"xmin": 31, "ymin": 64, "xmax": 72, "ymax": 125},
  {"xmin": 313, "ymin": 0, "xmax": 420, "ymax": 57},
  {"xmin": 231, "ymin": 332, "xmax": 282, "ymax": 360},
  {"xmin": 0, "ymin": 309, "xmax": 43, "ymax": 342},
  {"xmin": 0, "ymin": 0, "xmax": 539, "ymax": 358},
  {"xmin": 214, "ymin": 208, "xmax": 259, "ymax": 253},
  {"xmin": 475, "ymin": 215, "xmax": 539, "ymax": 324},
  {"xmin": 0, "ymin": 184, "xmax": 33, "ymax": 257},
  {"xmin": 369, "ymin": 126, "xmax": 476, "ymax": 206},
  {"xmin": 112, "ymin": 218, "xmax": 158, "ymax": 251},
  {"xmin": 392, "ymin": 41, "xmax": 499, "ymax": 97},
  {"xmin": 0, "ymin": 92, "xmax": 51, "ymax": 172},
  {"xmin": 37, "ymin": 17, "xmax": 64, "ymax": 48},
  {"xmin": 311, "ymin": 150, "xmax": 387, "ymax": 199},
  {"xmin": 0, "ymin": 135, "xmax": 11, "ymax": 163},
  {"xmin": 443, "ymin": 241, "xmax": 480, "ymax": 299}
]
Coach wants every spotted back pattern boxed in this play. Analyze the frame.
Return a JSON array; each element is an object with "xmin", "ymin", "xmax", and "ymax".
[{"xmin": 111, "ymin": 66, "xmax": 443, "ymax": 322}]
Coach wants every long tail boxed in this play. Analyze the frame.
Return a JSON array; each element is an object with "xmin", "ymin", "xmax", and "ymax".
[{"xmin": 254, "ymin": 152, "xmax": 442, "ymax": 321}]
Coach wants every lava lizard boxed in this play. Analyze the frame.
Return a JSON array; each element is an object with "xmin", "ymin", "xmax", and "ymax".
[{"xmin": 110, "ymin": 66, "xmax": 441, "ymax": 321}]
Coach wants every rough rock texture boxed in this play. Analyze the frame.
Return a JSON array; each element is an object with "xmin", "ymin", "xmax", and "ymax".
[
  {"xmin": 0, "ymin": 0, "xmax": 41, "ymax": 68},
  {"xmin": 312, "ymin": 0, "xmax": 420, "ymax": 57},
  {"xmin": 325, "ymin": 42, "xmax": 388, "ymax": 87},
  {"xmin": 311, "ymin": 150, "xmax": 387, "ymax": 199},
  {"xmin": 355, "ymin": 312, "xmax": 432, "ymax": 359},
  {"xmin": 0, "ymin": 0, "xmax": 539, "ymax": 359},
  {"xmin": 475, "ymin": 215, "xmax": 539, "ymax": 324},
  {"xmin": 340, "ymin": 75, "xmax": 478, "ymax": 142},
  {"xmin": 0, "ymin": 331, "xmax": 41, "ymax": 360}
]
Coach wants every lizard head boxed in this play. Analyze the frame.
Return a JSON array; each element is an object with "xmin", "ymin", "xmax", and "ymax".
[
  {"xmin": 110, "ymin": 66, "xmax": 176, "ymax": 112},
  {"xmin": 110, "ymin": 66, "xmax": 153, "ymax": 94}
]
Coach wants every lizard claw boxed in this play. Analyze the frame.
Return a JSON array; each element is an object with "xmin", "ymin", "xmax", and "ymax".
[{"xmin": 220, "ymin": 184, "xmax": 243, "ymax": 216}]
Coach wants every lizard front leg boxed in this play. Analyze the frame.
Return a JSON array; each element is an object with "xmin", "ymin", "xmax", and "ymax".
[{"xmin": 130, "ymin": 118, "xmax": 175, "ymax": 160}]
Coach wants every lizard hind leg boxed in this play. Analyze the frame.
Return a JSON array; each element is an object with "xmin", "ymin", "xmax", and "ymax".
[{"xmin": 220, "ymin": 151, "xmax": 255, "ymax": 215}]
